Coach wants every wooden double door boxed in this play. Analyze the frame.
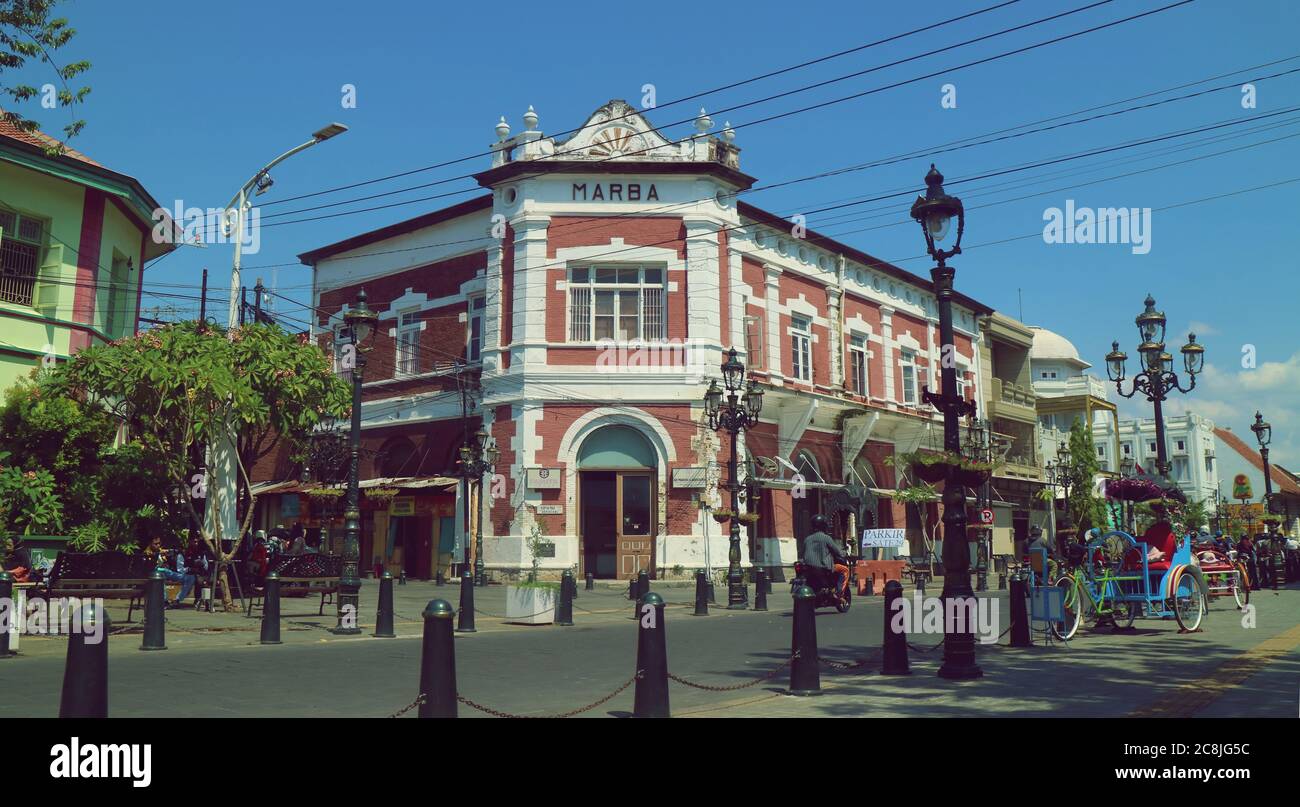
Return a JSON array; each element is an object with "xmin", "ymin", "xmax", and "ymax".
[{"xmin": 580, "ymin": 470, "xmax": 655, "ymax": 579}]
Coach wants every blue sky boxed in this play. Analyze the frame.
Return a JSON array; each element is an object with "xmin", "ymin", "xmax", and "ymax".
[{"xmin": 12, "ymin": 0, "xmax": 1300, "ymax": 464}]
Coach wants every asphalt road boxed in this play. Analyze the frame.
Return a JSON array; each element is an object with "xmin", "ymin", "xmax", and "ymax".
[{"xmin": 3, "ymin": 580, "xmax": 1297, "ymax": 718}]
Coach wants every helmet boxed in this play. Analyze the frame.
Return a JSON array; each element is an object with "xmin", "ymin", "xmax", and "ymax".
[{"xmin": 810, "ymin": 514, "xmax": 829, "ymax": 532}]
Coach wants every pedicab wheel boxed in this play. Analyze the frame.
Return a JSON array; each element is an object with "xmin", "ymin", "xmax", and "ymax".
[
  {"xmin": 1173, "ymin": 575, "xmax": 1205, "ymax": 632},
  {"xmin": 1112, "ymin": 600, "xmax": 1137, "ymax": 631},
  {"xmin": 1232, "ymin": 564, "xmax": 1250, "ymax": 610},
  {"xmin": 836, "ymin": 585, "xmax": 851, "ymax": 613},
  {"xmin": 1050, "ymin": 577, "xmax": 1081, "ymax": 641}
]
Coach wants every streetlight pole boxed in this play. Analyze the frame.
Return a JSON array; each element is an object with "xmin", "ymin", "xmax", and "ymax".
[
  {"xmin": 334, "ymin": 289, "xmax": 376, "ymax": 634},
  {"xmin": 457, "ymin": 431, "xmax": 498, "ymax": 586},
  {"xmin": 909, "ymin": 165, "xmax": 980, "ymax": 680},
  {"xmin": 1104, "ymin": 295, "xmax": 1205, "ymax": 480},
  {"xmin": 704, "ymin": 348, "xmax": 764, "ymax": 610},
  {"xmin": 1251, "ymin": 410, "xmax": 1274, "ymax": 511},
  {"xmin": 206, "ymin": 124, "xmax": 349, "ymax": 572}
]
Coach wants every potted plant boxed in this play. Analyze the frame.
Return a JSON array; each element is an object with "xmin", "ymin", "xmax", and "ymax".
[
  {"xmin": 711, "ymin": 508, "xmax": 735, "ymax": 524},
  {"xmin": 736, "ymin": 511, "xmax": 760, "ymax": 525},
  {"xmin": 365, "ymin": 487, "xmax": 399, "ymax": 503},
  {"xmin": 505, "ymin": 523, "xmax": 558, "ymax": 624}
]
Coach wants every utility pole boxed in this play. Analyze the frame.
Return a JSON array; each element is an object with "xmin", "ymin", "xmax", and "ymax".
[{"xmin": 199, "ymin": 268, "xmax": 207, "ymax": 324}]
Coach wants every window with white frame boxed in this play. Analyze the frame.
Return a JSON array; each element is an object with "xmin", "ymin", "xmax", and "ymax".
[
  {"xmin": 744, "ymin": 313, "xmax": 765, "ymax": 369},
  {"xmin": 848, "ymin": 334, "xmax": 867, "ymax": 395},
  {"xmin": 900, "ymin": 349, "xmax": 918, "ymax": 405},
  {"xmin": 396, "ymin": 309, "xmax": 420, "ymax": 377},
  {"xmin": 1097, "ymin": 445, "xmax": 1105, "ymax": 458},
  {"xmin": 790, "ymin": 315, "xmax": 812, "ymax": 382},
  {"xmin": 1148, "ymin": 441, "xmax": 1157, "ymax": 453},
  {"xmin": 333, "ymin": 326, "xmax": 353, "ymax": 375},
  {"xmin": 567, "ymin": 266, "xmax": 665, "ymax": 342},
  {"xmin": 955, "ymin": 369, "xmax": 969, "ymax": 402},
  {"xmin": 1122, "ymin": 442, "xmax": 1132, "ymax": 456},
  {"xmin": 0, "ymin": 209, "xmax": 47, "ymax": 307},
  {"xmin": 467, "ymin": 296, "xmax": 485, "ymax": 362},
  {"xmin": 1175, "ymin": 439, "xmax": 1186, "ymax": 452}
]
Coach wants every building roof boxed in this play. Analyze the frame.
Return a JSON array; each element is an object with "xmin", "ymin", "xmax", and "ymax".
[
  {"xmin": 0, "ymin": 114, "xmax": 102, "ymax": 167},
  {"xmin": 297, "ymin": 194, "xmax": 494, "ymax": 265},
  {"xmin": 1213, "ymin": 426, "xmax": 1300, "ymax": 496},
  {"xmin": 1028, "ymin": 326, "xmax": 1091, "ymax": 368}
]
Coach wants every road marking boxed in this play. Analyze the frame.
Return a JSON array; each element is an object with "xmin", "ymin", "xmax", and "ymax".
[{"xmin": 1128, "ymin": 622, "xmax": 1300, "ymax": 718}]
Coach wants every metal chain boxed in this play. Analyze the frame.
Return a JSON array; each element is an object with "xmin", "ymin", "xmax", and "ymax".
[
  {"xmin": 388, "ymin": 694, "xmax": 426, "ymax": 718},
  {"xmin": 907, "ymin": 635, "xmax": 948, "ymax": 653},
  {"xmin": 456, "ymin": 672, "xmax": 642, "ymax": 718},
  {"xmin": 666, "ymin": 653, "xmax": 798, "ymax": 691},
  {"xmin": 819, "ymin": 648, "xmax": 882, "ymax": 670}
]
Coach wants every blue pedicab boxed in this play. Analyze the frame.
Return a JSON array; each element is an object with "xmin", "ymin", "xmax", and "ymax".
[{"xmin": 1052, "ymin": 530, "xmax": 1208, "ymax": 639}]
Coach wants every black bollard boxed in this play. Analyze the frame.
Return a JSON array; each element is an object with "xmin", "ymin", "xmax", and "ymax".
[
  {"xmin": 789, "ymin": 585, "xmax": 821, "ymax": 695},
  {"xmin": 557, "ymin": 570, "xmax": 575, "ymax": 626},
  {"xmin": 417, "ymin": 599, "xmax": 457, "ymax": 718},
  {"xmin": 142, "ymin": 568, "xmax": 167, "ymax": 651},
  {"xmin": 627, "ymin": 578, "xmax": 637, "ymax": 600},
  {"xmin": 585, "ymin": 572, "xmax": 594, "ymax": 591},
  {"xmin": 880, "ymin": 580, "xmax": 911, "ymax": 675},
  {"xmin": 632, "ymin": 570, "xmax": 649, "ymax": 619},
  {"xmin": 707, "ymin": 578, "xmax": 717, "ymax": 605},
  {"xmin": 865, "ymin": 575, "xmax": 875, "ymax": 597},
  {"xmin": 916, "ymin": 574, "xmax": 926, "ymax": 596},
  {"xmin": 692, "ymin": 571, "xmax": 709, "ymax": 616},
  {"xmin": 998, "ymin": 571, "xmax": 1007, "ymax": 590},
  {"xmin": 0, "ymin": 571, "xmax": 13, "ymax": 658},
  {"xmin": 633, "ymin": 591, "xmax": 670, "ymax": 718},
  {"xmin": 374, "ymin": 571, "xmax": 396, "ymax": 638},
  {"xmin": 60, "ymin": 601, "xmax": 109, "ymax": 718},
  {"xmin": 1009, "ymin": 574, "xmax": 1032, "ymax": 648},
  {"xmin": 753, "ymin": 568, "xmax": 768, "ymax": 612},
  {"xmin": 436, "ymin": 571, "xmax": 445, "ymax": 586},
  {"xmin": 456, "ymin": 568, "xmax": 476, "ymax": 633},
  {"xmin": 260, "ymin": 572, "xmax": 283, "ymax": 645},
  {"xmin": 399, "ymin": 568, "xmax": 407, "ymax": 586}
]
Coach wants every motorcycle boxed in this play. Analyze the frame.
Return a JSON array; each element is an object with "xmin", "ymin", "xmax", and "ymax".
[{"xmin": 791, "ymin": 560, "xmax": 853, "ymax": 613}]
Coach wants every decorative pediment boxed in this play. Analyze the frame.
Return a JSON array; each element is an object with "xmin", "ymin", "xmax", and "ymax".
[{"xmin": 557, "ymin": 99, "xmax": 682, "ymax": 161}]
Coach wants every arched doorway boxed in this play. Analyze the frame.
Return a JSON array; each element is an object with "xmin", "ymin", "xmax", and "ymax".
[
  {"xmin": 790, "ymin": 452, "xmax": 824, "ymax": 559},
  {"xmin": 577, "ymin": 425, "xmax": 657, "ymax": 579}
]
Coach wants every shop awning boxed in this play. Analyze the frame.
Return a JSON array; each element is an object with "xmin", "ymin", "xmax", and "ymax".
[{"xmin": 248, "ymin": 476, "xmax": 459, "ymax": 496}]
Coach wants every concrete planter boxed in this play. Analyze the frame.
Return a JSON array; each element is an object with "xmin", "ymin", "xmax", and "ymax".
[{"xmin": 505, "ymin": 585, "xmax": 557, "ymax": 625}]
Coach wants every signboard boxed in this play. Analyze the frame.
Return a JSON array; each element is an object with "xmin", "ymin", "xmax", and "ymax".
[
  {"xmin": 527, "ymin": 468, "xmax": 562, "ymax": 490},
  {"xmin": 978, "ymin": 508, "xmax": 994, "ymax": 525},
  {"xmin": 860, "ymin": 528, "xmax": 906, "ymax": 549},
  {"xmin": 672, "ymin": 467, "xmax": 709, "ymax": 488},
  {"xmin": 389, "ymin": 497, "xmax": 415, "ymax": 517},
  {"xmin": 280, "ymin": 494, "xmax": 300, "ymax": 518},
  {"xmin": 1232, "ymin": 473, "xmax": 1253, "ymax": 501},
  {"xmin": 536, "ymin": 542, "xmax": 556, "ymax": 558},
  {"xmin": 535, "ymin": 504, "xmax": 563, "ymax": 515}
]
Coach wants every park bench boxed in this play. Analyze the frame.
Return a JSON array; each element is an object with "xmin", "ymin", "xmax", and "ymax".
[
  {"xmin": 245, "ymin": 553, "xmax": 343, "ymax": 617},
  {"xmin": 42, "ymin": 552, "xmax": 158, "ymax": 622},
  {"xmin": 902, "ymin": 555, "xmax": 934, "ymax": 588}
]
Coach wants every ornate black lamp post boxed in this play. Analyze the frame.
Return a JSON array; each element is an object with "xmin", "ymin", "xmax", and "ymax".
[
  {"xmin": 704, "ymin": 348, "xmax": 764, "ymax": 609},
  {"xmin": 334, "ymin": 289, "xmax": 377, "ymax": 634},
  {"xmin": 1045, "ymin": 444, "xmax": 1081, "ymax": 554},
  {"xmin": 1251, "ymin": 411, "xmax": 1274, "ymax": 513},
  {"xmin": 909, "ymin": 165, "xmax": 980, "ymax": 679},
  {"xmin": 1105, "ymin": 295, "xmax": 1205, "ymax": 479},
  {"xmin": 301, "ymin": 416, "xmax": 348, "ymax": 553},
  {"xmin": 457, "ymin": 430, "xmax": 499, "ymax": 586},
  {"xmin": 964, "ymin": 418, "xmax": 991, "ymax": 592},
  {"xmin": 1119, "ymin": 455, "xmax": 1136, "ymax": 531}
]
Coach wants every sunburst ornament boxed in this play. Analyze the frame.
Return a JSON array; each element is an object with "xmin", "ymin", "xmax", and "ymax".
[{"xmin": 587, "ymin": 126, "xmax": 640, "ymax": 158}]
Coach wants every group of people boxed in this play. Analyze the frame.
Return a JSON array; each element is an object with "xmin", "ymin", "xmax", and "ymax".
[{"xmin": 145, "ymin": 533, "xmax": 212, "ymax": 609}]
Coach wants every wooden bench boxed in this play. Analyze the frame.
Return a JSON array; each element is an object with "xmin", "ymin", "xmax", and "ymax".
[
  {"xmin": 42, "ymin": 552, "xmax": 158, "ymax": 622},
  {"xmin": 902, "ymin": 555, "xmax": 934, "ymax": 587},
  {"xmin": 246, "ymin": 553, "xmax": 343, "ymax": 617}
]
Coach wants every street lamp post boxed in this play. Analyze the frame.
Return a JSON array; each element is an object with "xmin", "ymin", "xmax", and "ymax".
[
  {"xmin": 1045, "ymin": 444, "xmax": 1079, "ymax": 554},
  {"xmin": 334, "ymin": 289, "xmax": 377, "ymax": 634},
  {"xmin": 1251, "ymin": 410, "xmax": 1273, "ymax": 514},
  {"xmin": 1120, "ymin": 456, "xmax": 1136, "ymax": 531},
  {"xmin": 1105, "ymin": 295, "xmax": 1205, "ymax": 479},
  {"xmin": 909, "ymin": 165, "xmax": 980, "ymax": 680},
  {"xmin": 457, "ymin": 430, "xmax": 499, "ymax": 586},
  {"xmin": 704, "ymin": 348, "xmax": 764, "ymax": 610},
  {"xmin": 964, "ymin": 418, "xmax": 991, "ymax": 593}
]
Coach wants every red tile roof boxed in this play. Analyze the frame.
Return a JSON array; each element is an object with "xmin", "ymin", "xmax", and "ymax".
[
  {"xmin": 1213, "ymin": 427, "xmax": 1300, "ymax": 496},
  {"xmin": 0, "ymin": 113, "xmax": 102, "ymax": 167}
]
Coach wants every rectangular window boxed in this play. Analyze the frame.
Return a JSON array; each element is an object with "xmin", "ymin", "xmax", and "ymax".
[
  {"xmin": 1175, "ymin": 439, "xmax": 1186, "ymax": 451},
  {"xmin": 1122, "ymin": 443, "xmax": 1132, "ymax": 456},
  {"xmin": 744, "ymin": 313, "xmax": 764, "ymax": 369},
  {"xmin": 104, "ymin": 253, "xmax": 130, "ymax": 337},
  {"xmin": 396, "ymin": 309, "xmax": 420, "ymax": 377},
  {"xmin": 0, "ymin": 210, "xmax": 46, "ymax": 307},
  {"xmin": 791, "ymin": 316, "xmax": 812, "ymax": 382},
  {"xmin": 468, "ymin": 296, "xmax": 485, "ymax": 362},
  {"xmin": 1097, "ymin": 445, "xmax": 1105, "ymax": 458},
  {"xmin": 567, "ymin": 266, "xmax": 666, "ymax": 342},
  {"xmin": 955, "ymin": 370, "xmax": 968, "ymax": 402},
  {"xmin": 848, "ymin": 334, "xmax": 867, "ymax": 395},
  {"xmin": 1148, "ymin": 442, "xmax": 1157, "ymax": 453},
  {"xmin": 900, "ymin": 349, "xmax": 917, "ymax": 406}
]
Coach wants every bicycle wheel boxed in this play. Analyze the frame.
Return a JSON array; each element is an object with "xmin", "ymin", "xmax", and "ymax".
[
  {"xmin": 1173, "ymin": 572, "xmax": 1205, "ymax": 632},
  {"xmin": 1231, "ymin": 565, "xmax": 1249, "ymax": 610},
  {"xmin": 1111, "ymin": 598, "xmax": 1137, "ymax": 630},
  {"xmin": 1051, "ymin": 576, "xmax": 1081, "ymax": 641}
]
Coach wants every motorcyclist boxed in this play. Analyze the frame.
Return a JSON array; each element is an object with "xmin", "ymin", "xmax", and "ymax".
[{"xmin": 802, "ymin": 514, "xmax": 849, "ymax": 601}]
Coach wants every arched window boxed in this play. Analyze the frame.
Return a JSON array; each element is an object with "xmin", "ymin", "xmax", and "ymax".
[
  {"xmin": 577, "ymin": 425, "xmax": 656, "ymax": 469},
  {"xmin": 378, "ymin": 437, "xmax": 420, "ymax": 478}
]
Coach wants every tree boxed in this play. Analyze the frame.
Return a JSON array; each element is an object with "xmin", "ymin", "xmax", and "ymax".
[
  {"xmin": 48, "ymin": 321, "xmax": 350, "ymax": 608},
  {"xmin": 1, "ymin": 0, "xmax": 91, "ymax": 149},
  {"xmin": 894, "ymin": 482, "xmax": 939, "ymax": 567},
  {"xmin": 1065, "ymin": 416, "xmax": 1107, "ymax": 533}
]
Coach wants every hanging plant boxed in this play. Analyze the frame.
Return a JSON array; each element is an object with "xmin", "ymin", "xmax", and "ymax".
[
  {"xmin": 305, "ymin": 487, "xmax": 344, "ymax": 500},
  {"xmin": 712, "ymin": 508, "xmax": 735, "ymax": 524},
  {"xmin": 890, "ymin": 450, "xmax": 996, "ymax": 486},
  {"xmin": 735, "ymin": 511, "xmax": 760, "ymax": 525},
  {"xmin": 365, "ymin": 488, "xmax": 400, "ymax": 502},
  {"xmin": 1104, "ymin": 477, "xmax": 1163, "ymax": 503}
]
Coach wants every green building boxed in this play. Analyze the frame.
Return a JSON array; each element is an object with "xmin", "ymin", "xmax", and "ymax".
[{"xmin": 0, "ymin": 117, "xmax": 174, "ymax": 392}]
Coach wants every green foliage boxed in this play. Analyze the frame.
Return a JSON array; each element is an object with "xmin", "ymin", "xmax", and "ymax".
[
  {"xmin": 525, "ymin": 521, "xmax": 549, "ymax": 583},
  {"xmin": 1066, "ymin": 417, "xmax": 1106, "ymax": 531},
  {"xmin": 0, "ymin": 458, "xmax": 62, "ymax": 535},
  {"xmin": 0, "ymin": 0, "xmax": 92, "ymax": 149}
]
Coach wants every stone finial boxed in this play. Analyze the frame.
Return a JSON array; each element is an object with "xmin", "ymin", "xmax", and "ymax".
[
  {"xmin": 694, "ymin": 107, "xmax": 713, "ymax": 135},
  {"xmin": 495, "ymin": 116, "xmax": 510, "ymax": 141},
  {"xmin": 523, "ymin": 105, "xmax": 538, "ymax": 131},
  {"xmin": 721, "ymin": 121, "xmax": 735, "ymax": 143}
]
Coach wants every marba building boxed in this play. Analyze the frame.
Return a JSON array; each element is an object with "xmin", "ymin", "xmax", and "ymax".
[{"xmin": 270, "ymin": 99, "xmax": 1003, "ymax": 582}]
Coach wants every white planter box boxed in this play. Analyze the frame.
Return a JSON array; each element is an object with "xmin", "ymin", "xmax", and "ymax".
[{"xmin": 505, "ymin": 585, "xmax": 557, "ymax": 625}]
